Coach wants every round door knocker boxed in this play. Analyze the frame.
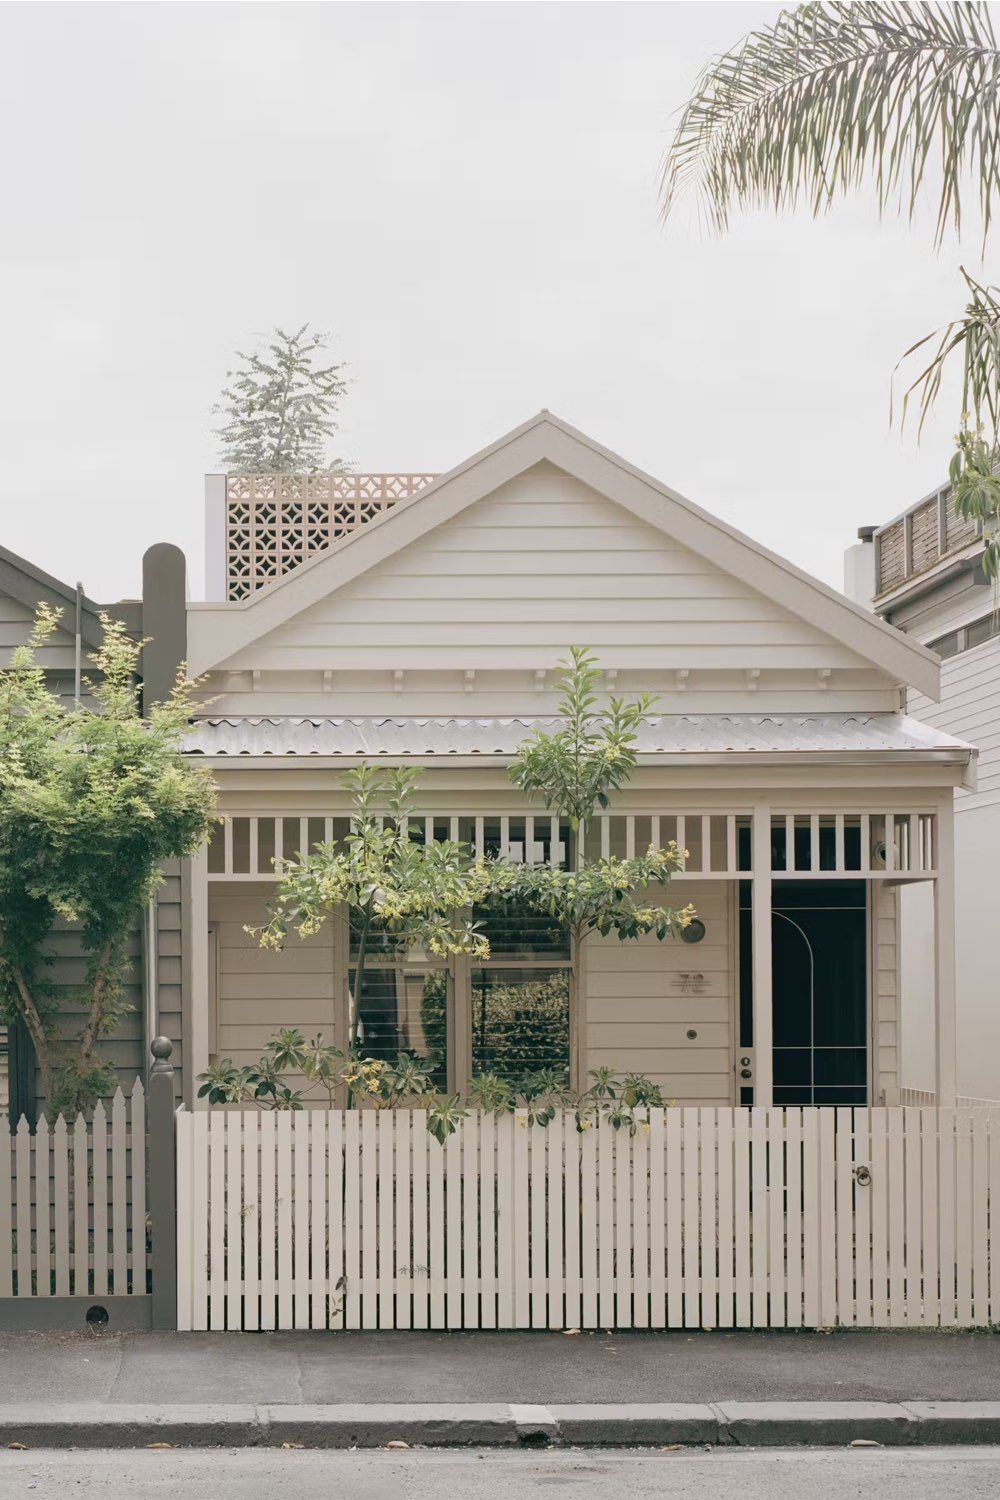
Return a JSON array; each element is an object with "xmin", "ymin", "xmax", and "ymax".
[{"xmin": 854, "ymin": 1165, "xmax": 872, "ymax": 1187}]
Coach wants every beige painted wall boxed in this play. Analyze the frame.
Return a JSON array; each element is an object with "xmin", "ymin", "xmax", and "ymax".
[
  {"xmin": 209, "ymin": 878, "xmax": 738, "ymax": 1105},
  {"xmin": 209, "ymin": 883, "xmax": 339, "ymax": 1094},
  {"xmin": 584, "ymin": 880, "xmax": 734, "ymax": 1106}
]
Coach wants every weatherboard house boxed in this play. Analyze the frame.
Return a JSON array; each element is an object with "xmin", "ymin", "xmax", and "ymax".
[{"xmin": 114, "ymin": 411, "xmax": 967, "ymax": 1116}]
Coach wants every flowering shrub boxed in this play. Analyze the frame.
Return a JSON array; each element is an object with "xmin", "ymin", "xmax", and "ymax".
[{"xmin": 198, "ymin": 1029, "xmax": 667, "ymax": 1142}]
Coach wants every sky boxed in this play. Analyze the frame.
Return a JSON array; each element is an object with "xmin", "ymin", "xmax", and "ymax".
[{"xmin": 0, "ymin": 1, "xmax": 991, "ymax": 602}]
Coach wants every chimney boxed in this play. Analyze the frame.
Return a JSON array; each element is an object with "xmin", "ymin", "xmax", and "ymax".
[{"xmin": 843, "ymin": 525, "xmax": 877, "ymax": 608}]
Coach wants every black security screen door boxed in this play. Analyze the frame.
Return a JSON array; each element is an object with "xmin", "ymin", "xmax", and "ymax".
[{"xmin": 739, "ymin": 881, "xmax": 868, "ymax": 1106}]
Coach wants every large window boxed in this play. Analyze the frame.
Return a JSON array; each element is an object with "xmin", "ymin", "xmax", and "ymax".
[
  {"xmin": 471, "ymin": 892, "xmax": 571, "ymax": 1081},
  {"xmin": 348, "ymin": 817, "xmax": 574, "ymax": 1093},
  {"xmin": 350, "ymin": 906, "xmax": 450, "ymax": 1092}
]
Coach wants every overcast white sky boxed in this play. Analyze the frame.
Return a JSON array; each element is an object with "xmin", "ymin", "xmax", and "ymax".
[{"xmin": 0, "ymin": 1, "xmax": 990, "ymax": 602}]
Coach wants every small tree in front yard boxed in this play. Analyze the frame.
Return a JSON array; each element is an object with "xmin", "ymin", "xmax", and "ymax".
[
  {"xmin": 249, "ymin": 763, "xmax": 494, "ymax": 1054},
  {"xmin": 0, "ymin": 609, "xmax": 217, "ymax": 1115},
  {"xmin": 504, "ymin": 647, "xmax": 694, "ymax": 1077}
]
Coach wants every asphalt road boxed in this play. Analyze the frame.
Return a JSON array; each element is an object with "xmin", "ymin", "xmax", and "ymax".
[{"xmin": 2, "ymin": 1448, "xmax": 1000, "ymax": 1499}]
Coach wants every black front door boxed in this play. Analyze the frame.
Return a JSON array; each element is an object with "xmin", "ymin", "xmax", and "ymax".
[{"xmin": 739, "ymin": 881, "xmax": 869, "ymax": 1106}]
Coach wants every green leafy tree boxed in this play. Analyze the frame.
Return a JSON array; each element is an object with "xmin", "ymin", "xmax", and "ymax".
[
  {"xmin": 504, "ymin": 648, "xmax": 692, "ymax": 1084},
  {"xmin": 251, "ymin": 763, "xmax": 494, "ymax": 1054},
  {"xmin": 214, "ymin": 324, "xmax": 349, "ymax": 472},
  {"xmin": 0, "ymin": 609, "xmax": 217, "ymax": 1114},
  {"xmin": 662, "ymin": 1, "xmax": 1000, "ymax": 573},
  {"xmin": 511, "ymin": 646, "xmax": 657, "ymax": 839}
]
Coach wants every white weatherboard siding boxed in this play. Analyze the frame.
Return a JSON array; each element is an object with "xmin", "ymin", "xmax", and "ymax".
[
  {"xmin": 904, "ymin": 636, "xmax": 1000, "ymax": 1101},
  {"xmin": 909, "ymin": 634, "xmax": 1000, "ymax": 809},
  {"xmin": 898, "ymin": 802, "xmax": 1000, "ymax": 1102},
  {"xmin": 199, "ymin": 464, "xmax": 893, "ymax": 717},
  {"xmin": 585, "ymin": 881, "xmax": 733, "ymax": 1106},
  {"xmin": 954, "ymin": 801, "xmax": 1000, "ymax": 1099}
]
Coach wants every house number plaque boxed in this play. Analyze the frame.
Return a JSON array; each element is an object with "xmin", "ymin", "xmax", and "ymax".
[{"xmin": 671, "ymin": 973, "xmax": 706, "ymax": 995}]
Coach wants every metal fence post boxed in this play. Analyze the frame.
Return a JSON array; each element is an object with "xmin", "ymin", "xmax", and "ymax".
[{"xmin": 148, "ymin": 1037, "xmax": 178, "ymax": 1330}]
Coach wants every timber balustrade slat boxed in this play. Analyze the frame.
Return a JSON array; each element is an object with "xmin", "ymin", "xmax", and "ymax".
[
  {"xmin": 463, "ymin": 1112, "xmax": 479, "ymax": 1331},
  {"xmin": 480, "ymin": 1114, "xmax": 497, "ymax": 1330},
  {"xmin": 129, "ymin": 1078, "xmax": 145, "ymax": 1299},
  {"xmin": 293, "ymin": 1113, "xmax": 310, "ymax": 1330},
  {"xmin": 91, "ymin": 1105, "xmax": 108, "ymax": 1297},
  {"xmin": 310, "ymin": 1111, "xmax": 326, "ymax": 1326},
  {"xmin": 990, "ymin": 1112, "xmax": 1000, "ymax": 1324},
  {"xmin": 631, "ymin": 1117, "xmax": 648, "ymax": 1330},
  {"xmin": 0, "ymin": 1131, "xmax": 12, "ymax": 1297},
  {"xmin": 394, "ymin": 1111, "xmax": 411, "ymax": 1331},
  {"xmin": 110, "ymin": 1091, "xmax": 128, "ymax": 1296},
  {"xmin": 409, "ymin": 1116, "xmax": 427, "ymax": 1331},
  {"xmin": 648, "ymin": 1107, "xmax": 665, "ymax": 1329},
  {"xmin": 34, "ymin": 1118, "xmax": 50, "ymax": 1298}
]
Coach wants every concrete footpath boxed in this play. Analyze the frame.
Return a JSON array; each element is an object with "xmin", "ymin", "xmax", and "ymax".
[{"xmin": 0, "ymin": 1329, "xmax": 996, "ymax": 1448}]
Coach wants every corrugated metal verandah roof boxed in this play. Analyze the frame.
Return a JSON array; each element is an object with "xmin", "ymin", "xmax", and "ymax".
[{"xmin": 184, "ymin": 714, "xmax": 973, "ymax": 759}]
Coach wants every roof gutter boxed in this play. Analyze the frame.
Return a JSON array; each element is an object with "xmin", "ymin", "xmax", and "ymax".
[{"xmin": 187, "ymin": 749, "xmax": 973, "ymax": 771}]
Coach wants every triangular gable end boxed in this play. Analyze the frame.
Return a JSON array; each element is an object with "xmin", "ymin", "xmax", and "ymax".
[{"xmin": 187, "ymin": 413, "xmax": 940, "ymax": 700}]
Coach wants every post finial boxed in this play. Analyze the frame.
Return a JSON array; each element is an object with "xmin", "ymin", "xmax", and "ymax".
[{"xmin": 150, "ymin": 1036, "xmax": 174, "ymax": 1074}]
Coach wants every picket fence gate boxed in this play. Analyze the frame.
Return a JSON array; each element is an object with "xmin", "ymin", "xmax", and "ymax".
[
  {"xmin": 175, "ymin": 1104, "xmax": 1000, "ymax": 1333},
  {"xmin": 1, "ymin": 1082, "xmax": 147, "ymax": 1302}
]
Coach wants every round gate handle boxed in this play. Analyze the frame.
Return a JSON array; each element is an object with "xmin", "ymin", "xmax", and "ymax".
[{"xmin": 854, "ymin": 1165, "xmax": 872, "ymax": 1187}]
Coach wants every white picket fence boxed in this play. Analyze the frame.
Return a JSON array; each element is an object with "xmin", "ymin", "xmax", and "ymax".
[
  {"xmin": 175, "ymin": 1105, "xmax": 1000, "ymax": 1333},
  {"xmin": 1, "ymin": 1082, "xmax": 147, "ymax": 1299}
]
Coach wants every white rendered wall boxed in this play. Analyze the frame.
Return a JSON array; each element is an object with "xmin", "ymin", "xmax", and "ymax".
[{"xmin": 584, "ymin": 881, "xmax": 733, "ymax": 1106}]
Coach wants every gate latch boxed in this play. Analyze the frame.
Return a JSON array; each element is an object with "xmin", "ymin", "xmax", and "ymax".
[{"xmin": 854, "ymin": 1164, "xmax": 872, "ymax": 1187}]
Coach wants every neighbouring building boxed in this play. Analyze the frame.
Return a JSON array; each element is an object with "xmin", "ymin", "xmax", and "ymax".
[
  {"xmin": 846, "ymin": 486, "xmax": 998, "ymax": 1103},
  {"xmin": 0, "ymin": 542, "xmax": 181, "ymax": 1124}
]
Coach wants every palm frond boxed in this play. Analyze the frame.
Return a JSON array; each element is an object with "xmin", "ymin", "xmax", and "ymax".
[
  {"xmin": 896, "ymin": 269, "xmax": 1000, "ymax": 577},
  {"xmin": 662, "ymin": 1, "xmax": 1000, "ymax": 246},
  {"xmin": 896, "ymin": 266, "xmax": 1000, "ymax": 437}
]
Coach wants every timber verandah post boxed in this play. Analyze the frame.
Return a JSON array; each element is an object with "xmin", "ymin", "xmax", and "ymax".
[
  {"xmin": 750, "ymin": 802, "xmax": 774, "ymax": 1106},
  {"xmin": 147, "ymin": 1037, "xmax": 178, "ymax": 1330}
]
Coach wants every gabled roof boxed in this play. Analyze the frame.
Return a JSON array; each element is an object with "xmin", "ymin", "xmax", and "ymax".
[
  {"xmin": 187, "ymin": 412, "xmax": 941, "ymax": 699},
  {"xmin": 0, "ymin": 542, "xmax": 106, "ymax": 649}
]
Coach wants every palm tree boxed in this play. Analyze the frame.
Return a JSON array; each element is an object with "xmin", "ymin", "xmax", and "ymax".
[{"xmin": 662, "ymin": 1, "xmax": 1000, "ymax": 573}]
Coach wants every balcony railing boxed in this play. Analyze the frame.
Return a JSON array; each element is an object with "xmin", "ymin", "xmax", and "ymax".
[
  {"xmin": 225, "ymin": 472, "xmax": 438, "ymax": 600},
  {"xmin": 874, "ymin": 481, "xmax": 982, "ymax": 599}
]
